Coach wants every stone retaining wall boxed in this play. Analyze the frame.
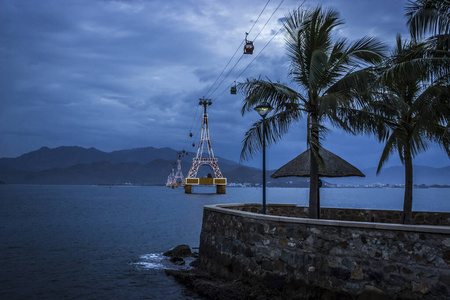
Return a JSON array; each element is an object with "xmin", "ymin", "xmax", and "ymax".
[{"xmin": 198, "ymin": 204, "xmax": 450, "ymax": 299}]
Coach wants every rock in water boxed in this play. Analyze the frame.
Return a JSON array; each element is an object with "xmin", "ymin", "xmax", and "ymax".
[
  {"xmin": 170, "ymin": 257, "xmax": 185, "ymax": 265},
  {"xmin": 163, "ymin": 244, "xmax": 192, "ymax": 257}
]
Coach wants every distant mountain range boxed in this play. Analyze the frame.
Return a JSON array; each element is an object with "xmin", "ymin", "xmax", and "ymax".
[
  {"xmin": 0, "ymin": 146, "xmax": 448, "ymax": 186},
  {"xmin": 0, "ymin": 146, "xmax": 308, "ymax": 186}
]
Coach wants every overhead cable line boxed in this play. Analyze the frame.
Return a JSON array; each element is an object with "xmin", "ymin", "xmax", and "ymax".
[
  {"xmin": 180, "ymin": 0, "xmax": 278, "ymax": 153},
  {"xmin": 209, "ymin": 0, "xmax": 286, "ymax": 102},
  {"xmin": 203, "ymin": 40, "xmax": 245, "ymax": 99},
  {"xmin": 208, "ymin": 54, "xmax": 244, "ymax": 100},
  {"xmin": 247, "ymin": 0, "xmax": 271, "ymax": 36},
  {"xmin": 182, "ymin": 104, "xmax": 201, "ymax": 152},
  {"xmin": 203, "ymin": 0, "xmax": 271, "ymax": 99},
  {"xmin": 252, "ymin": 0, "xmax": 284, "ymax": 42},
  {"xmin": 212, "ymin": 24, "xmax": 285, "ymax": 103},
  {"xmin": 211, "ymin": 0, "xmax": 288, "ymax": 103}
]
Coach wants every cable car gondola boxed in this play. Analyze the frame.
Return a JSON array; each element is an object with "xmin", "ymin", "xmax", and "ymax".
[
  {"xmin": 244, "ymin": 32, "xmax": 254, "ymax": 55},
  {"xmin": 230, "ymin": 81, "xmax": 237, "ymax": 94},
  {"xmin": 244, "ymin": 41, "xmax": 254, "ymax": 54}
]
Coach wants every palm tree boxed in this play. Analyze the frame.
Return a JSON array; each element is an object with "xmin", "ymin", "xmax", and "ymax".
[
  {"xmin": 405, "ymin": 0, "xmax": 449, "ymax": 41},
  {"xmin": 239, "ymin": 6, "xmax": 385, "ymax": 219},
  {"xmin": 404, "ymin": 0, "xmax": 450, "ymax": 87},
  {"xmin": 349, "ymin": 35, "xmax": 450, "ymax": 224}
]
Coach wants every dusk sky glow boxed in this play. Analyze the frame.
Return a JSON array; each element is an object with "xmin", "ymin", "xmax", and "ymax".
[{"xmin": 1, "ymin": 0, "xmax": 449, "ymax": 171}]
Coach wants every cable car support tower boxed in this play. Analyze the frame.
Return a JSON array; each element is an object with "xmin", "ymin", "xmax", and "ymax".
[
  {"xmin": 166, "ymin": 152, "xmax": 185, "ymax": 188},
  {"xmin": 185, "ymin": 98, "xmax": 226, "ymax": 194}
]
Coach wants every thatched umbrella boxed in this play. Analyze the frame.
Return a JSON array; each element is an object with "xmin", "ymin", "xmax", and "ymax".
[
  {"xmin": 271, "ymin": 147, "xmax": 364, "ymax": 218},
  {"xmin": 271, "ymin": 147, "xmax": 365, "ymax": 179}
]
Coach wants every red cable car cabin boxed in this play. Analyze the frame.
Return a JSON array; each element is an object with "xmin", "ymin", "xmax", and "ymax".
[{"xmin": 244, "ymin": 41, "xmax": 254, "ymax": 54}]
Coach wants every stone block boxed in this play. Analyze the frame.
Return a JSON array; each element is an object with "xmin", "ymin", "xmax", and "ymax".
[
  {"xmin": 342, "ymin": 258, "xmax": 355, "ymax": 270},
  {"xmin": 279, "ymin": 238, "xmax": 287, "ymax": 246},
  {"xmin": 412, "ymin": 281, "xmax": 428, "ymax": 294},
  {"xmin": 345, "ymin": 282, "xmax": 360, "ymax": 291},
  {"xmin": 330, "ymin": 266, "xmax": 351, "ymax": 280},
  {"xmin": 367, "ymin": 270, "xmax": 384, "ymax": 283},
  {"xmin": 351, "ymin": 267, "xmax": 364, "ymax": 280},
  {"xmin": 387, "ymin": 274, "xmax": 407, "ymax": 286}
]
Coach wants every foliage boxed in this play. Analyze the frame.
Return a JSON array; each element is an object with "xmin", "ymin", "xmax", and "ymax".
[
  {"xmin": 239, "ymin": 6, "xmax": 385, "ymax": 219},
  {"xmin": 405, "ymin": 0, "xmax": 450, "ymax": 40},
  {"xmin": 346, "ymin": 34, "xmax": 449, "ymax": 223},
  {"xmin": 239, "ymin": 6, "xmax": 385, "ymax": 163}
]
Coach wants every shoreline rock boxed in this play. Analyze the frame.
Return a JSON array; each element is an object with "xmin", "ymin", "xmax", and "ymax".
[
  {"xmin": 165, "ymin": 266, "xmax": 271, "ymax": 300},
  {"xmin": 166, "ymin": 264, "xmax": 392, "ymax": 300},
  {"xmin": 163, "ymin": 244, "xmax": 196, "ymax": 267},
  {"xmin": 163, "ymin": 244, "xmax": 192, "ymax": 258}
]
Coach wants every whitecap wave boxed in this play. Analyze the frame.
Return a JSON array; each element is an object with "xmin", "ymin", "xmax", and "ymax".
[{"xmin": 132, "ymin": 253, "xmax": 194, "ymax": 271}]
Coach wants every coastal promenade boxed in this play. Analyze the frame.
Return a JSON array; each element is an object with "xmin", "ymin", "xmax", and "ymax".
[{"xmin": 197, "ymin": 204, "xmax": 450, "ymax": 299}]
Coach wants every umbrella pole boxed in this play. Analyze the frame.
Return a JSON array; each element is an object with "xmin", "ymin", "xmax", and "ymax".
[{"xmin": 317, "ymin": 178, "xmax": 321, "ymax": 219}]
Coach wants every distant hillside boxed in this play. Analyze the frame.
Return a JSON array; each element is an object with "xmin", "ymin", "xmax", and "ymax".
[
  {"xmin": 0, "ymin": 146, "xmax": 253, "ymax": 185},
  {"xmin": 0, "ymin": 146, "xmax": 447, "ymax": 186},
  {"xmin": 325, "ymin": 166, "xmax": 450, "ymax": 186},
  {"xmin": 0, "ymin": 146, "xmax": 106, "ymax": 172},
  {"xmin": 0, "ymin": 146, "xmax": 233, "ymax": 172}
]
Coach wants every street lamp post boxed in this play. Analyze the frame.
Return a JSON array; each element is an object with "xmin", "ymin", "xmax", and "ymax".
[{"xmin": 254, "ymin": 102, "xmax": 273, "ymax": 214}]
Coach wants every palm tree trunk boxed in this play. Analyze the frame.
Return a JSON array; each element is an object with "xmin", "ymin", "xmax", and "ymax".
[
  {"xmin": 309, "ymin": 149, "xmax": 320, "ymax": 219},
  {"xmin": 308, "ymin": 115, "xmax": 320, "ymax": 219},
  {"xmin": 403, "ymin": 146, "xmax": 413, "ymax": 224}
]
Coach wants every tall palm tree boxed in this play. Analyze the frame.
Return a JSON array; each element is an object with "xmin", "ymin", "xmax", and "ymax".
[
  {"xmin": 349, "ymin": 35, "xmax": 450, "ymax": 224},
  {"xmin": 239, "ymin": 6, "xmax": 385, "ymax": 219},
  {"xmin": 404, "ymin": 0, "xmax": 450, "ymax": 87},
  {"xmin": 405, "ymin": 0, "xmax": 450, "ymax": 41}
]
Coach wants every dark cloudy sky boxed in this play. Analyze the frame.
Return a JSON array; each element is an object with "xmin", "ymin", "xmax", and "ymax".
[{"xmin": 1, "ymin": 0, "xmax": 449, "ymax": 170}]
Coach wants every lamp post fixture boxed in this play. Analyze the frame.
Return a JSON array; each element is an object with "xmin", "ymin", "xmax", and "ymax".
[{"xmin": 254, "ymin": 102, "xmax": 273, "ymax": 214}]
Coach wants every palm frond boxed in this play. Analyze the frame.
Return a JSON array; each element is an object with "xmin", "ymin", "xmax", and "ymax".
[
  {"xmin": 405, "ymin": 0, "xmax": 450, "ymax": 40},
  {"xmin": 337, "ymin": 106, "xmax": 390, "ymax": 140},
  {"xmin": 377, "ymin": 134, "xmax": 397, "ymax": 174},
  {"xmin": 309, "ymin": 49, "xmax": 329, "ymax": 89},
  {"xmin": 377, "ymin": 34, "xmax": 449, "ymax": 84},
  {"xmin": 239, "ymin": 78, "xmax": 302, "ymax": 116},
  {"xmin": 433, "ymin": 124, "xmax": 450, "ymax": 156},
  {"xmin": 345, "ymin": 36, "xmax": 387, "ymax": 66},
  {"xmin": 240, "ymin": 108, "xmax": 302, "ymax": 161}
]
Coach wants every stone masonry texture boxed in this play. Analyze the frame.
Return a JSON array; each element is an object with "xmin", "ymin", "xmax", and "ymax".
[{"xmin": 198, "ymin": 204, "xmax": 450, "ymax": 299}]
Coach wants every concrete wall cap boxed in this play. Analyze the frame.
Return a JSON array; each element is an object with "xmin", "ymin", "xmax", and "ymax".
[{"xmin": 203, "ymin": 204, "xmax": 450, "ymax": 234}]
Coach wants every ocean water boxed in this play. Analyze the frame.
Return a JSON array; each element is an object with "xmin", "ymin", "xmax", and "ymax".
[{"xmin": 0, "ymin": 185, "xmax": 449, "ymax": 299}]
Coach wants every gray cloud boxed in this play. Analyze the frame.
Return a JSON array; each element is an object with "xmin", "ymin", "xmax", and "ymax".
[{"xmin": 0, "ymin": 0, "xmax": 447, "ymax": 170}]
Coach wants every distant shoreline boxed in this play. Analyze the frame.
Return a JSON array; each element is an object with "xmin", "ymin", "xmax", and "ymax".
[{"xmin": 1, "ymin": 182, "xmax": 449, "ymax": 188}]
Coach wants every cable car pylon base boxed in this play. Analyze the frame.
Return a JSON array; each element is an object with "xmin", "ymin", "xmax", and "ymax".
[{"xmin": 185, "ymin": 98, "xmax": 226, "ymax": 194}]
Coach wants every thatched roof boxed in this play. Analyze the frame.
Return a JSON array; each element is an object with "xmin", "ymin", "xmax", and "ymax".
[{"xmin": 271, "ymin": 147, "xmax": 365, "ymax": 178}]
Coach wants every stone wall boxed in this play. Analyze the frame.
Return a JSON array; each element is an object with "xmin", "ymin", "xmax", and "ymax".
[
  {"xmin": 229, "ymin": 203, "xmax": 450, "ymax": 226},
  {"xmin": 198, "ymin": 204, "xmax": 450, "ymax": 299}
]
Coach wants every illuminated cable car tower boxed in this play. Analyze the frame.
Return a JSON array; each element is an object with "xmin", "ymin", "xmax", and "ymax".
[
  {"xmin": 166, "ymin": 167, "xmax": 175, "ymax": 187},
  {"xmin": 166, "ymin": 152, "xmax": 185, "ymax": 188},
  {"xmin": 185, "ymin": 98, "xmax": 226, "ymax": 194}
]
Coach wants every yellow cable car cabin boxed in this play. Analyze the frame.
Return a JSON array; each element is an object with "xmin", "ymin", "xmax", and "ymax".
[{"xmin": 244, "ymin": 41, "xmax": 254, "ymax": 54}]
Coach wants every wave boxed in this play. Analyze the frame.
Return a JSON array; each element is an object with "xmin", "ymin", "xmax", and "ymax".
[{"xmin": 132, "ymin": 253, "xmax": 195, "ymax": 271}]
